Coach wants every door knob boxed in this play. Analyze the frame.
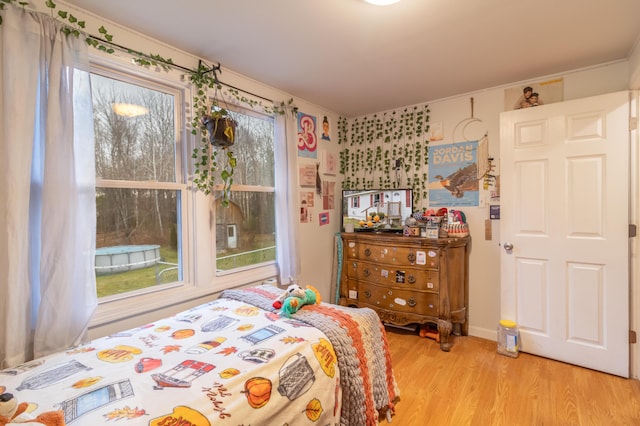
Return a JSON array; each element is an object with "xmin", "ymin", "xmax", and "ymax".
[{"xmin": 503, "ymin": 242, "xmax": 514, "ymax": 254}]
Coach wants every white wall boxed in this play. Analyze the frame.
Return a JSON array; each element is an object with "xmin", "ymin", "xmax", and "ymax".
[
  {"xmin": 289, "ymin": 102, "xmax": 343, "ymax": 302},
  {"xmin": 629, "ymin": 35, "xmax": 640, "ymax": 89}
]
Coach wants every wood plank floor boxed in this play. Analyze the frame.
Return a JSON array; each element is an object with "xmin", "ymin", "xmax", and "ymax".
[{"xmin": 382, "ymin": 328, "xmax": 640, "ymax": 425}]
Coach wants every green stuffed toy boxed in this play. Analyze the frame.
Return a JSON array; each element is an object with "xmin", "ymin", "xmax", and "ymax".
[{"xmin": 274, "ymin": 284, "xmax": 321, "ymax": 318}]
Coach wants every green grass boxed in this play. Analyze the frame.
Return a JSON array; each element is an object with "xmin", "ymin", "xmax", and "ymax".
[
  {"xmin": 216, "ymin": 246, "xmax": 276, "ymax": 270},
  {"xmin": 96, "ymin": 247, "xmax": 178, "ymax": 298},
  {"xmin": 96, "ymin": 242, "xmax": 276, "ymax": 298}
]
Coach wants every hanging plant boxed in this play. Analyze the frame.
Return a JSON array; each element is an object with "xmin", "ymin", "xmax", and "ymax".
[
  {"xmin": 202, "ymin": 110, "xmax": 236, "ymax": 148},
  {"xmin": 189, "ymin": 62, "xmax": 238, "ymax": 207}
]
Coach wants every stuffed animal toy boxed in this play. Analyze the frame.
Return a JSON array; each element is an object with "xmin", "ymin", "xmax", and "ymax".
[
  {"xmin": 272, "ymin": 284, "xmax": 307, "ymax": 310},
  {"xmin": 279, "ymin": 285, "xmax": 321, "ymax": 318},
  {"xmin": 0, "ymin": 392, "xmax": 65, "ymax": 426}
]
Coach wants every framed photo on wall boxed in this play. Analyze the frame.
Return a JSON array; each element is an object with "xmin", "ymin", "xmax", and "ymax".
[{"xmin": 504, "ymin": 77, "xmax": 564, "ymax": 111}]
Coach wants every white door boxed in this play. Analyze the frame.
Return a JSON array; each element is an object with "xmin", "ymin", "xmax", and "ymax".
[
  {"xmin": 227, "ymin": 224, "xmax": 237, "ymax": 249},
  {"xmin": 500, "ymin": 91, "xmax": 630, "ymax": 377}
]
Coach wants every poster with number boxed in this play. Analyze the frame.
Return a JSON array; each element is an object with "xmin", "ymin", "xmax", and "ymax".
[{"xmin": 297, "ymin": 112, "xmax": 317, "ymax": 158}]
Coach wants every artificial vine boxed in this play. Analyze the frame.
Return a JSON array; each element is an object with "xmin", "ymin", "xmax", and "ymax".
[
  {"xmin": 339, "ymin": 104, "xmax": 430, "ymax": 207},
  {"xmin": 1, "ymin": 0, "xmax": 298, "ymax": 207},
  {"xmin": 188, "ymin": 63, "xmax": 238, "ymax": 206}
]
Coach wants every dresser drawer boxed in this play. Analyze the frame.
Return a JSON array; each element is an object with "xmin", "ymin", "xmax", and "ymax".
[
  {"xmin": 356, "ymin": 243, "xmax": 440, "ymax": 269},
  {"xmin": 352, "ymin": 260, "xmax": 440, "ymax": 291},
  {"xmin": 358, "ymin": 283, "xmax": 439, "ymax": 316},
  {"xmin": 342, "ymin": 278, "xmax": 358, "ymax": 295},
  {"xmin": 344, "ymin": 239, "xmax": 360, "ymax": 260}
]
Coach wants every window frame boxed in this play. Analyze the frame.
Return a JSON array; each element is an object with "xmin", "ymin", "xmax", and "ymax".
[
  {"xmin": 212, "ymin": 102, "xmax": 277, "ymax": 277},
  {"xmin": 88, "ymin": 54, "xmax": 278, "ymax": 329}
]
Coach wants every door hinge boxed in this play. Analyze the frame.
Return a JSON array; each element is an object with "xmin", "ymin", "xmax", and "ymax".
[
  {"xmin": 630, "ymin": 330, "xmax": 637, "ymax": 344},
  {"xmin": 630, "ymin": 224, "xmax": 637, "ymax": 238}
]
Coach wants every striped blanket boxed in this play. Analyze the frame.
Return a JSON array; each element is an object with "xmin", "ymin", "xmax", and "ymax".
[{"xmin": 221, "ymin": 285, "xmax": 399, "ymax": 425}]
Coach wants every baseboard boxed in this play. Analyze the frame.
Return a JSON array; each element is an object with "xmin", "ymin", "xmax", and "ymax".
[{"xmin": 468, "ymin": 325, "xmax": 496, "ymax": 341}]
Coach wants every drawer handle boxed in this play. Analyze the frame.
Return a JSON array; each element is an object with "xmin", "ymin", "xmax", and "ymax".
[
  {"xmin": 363, "ymin": 268, "xmax": 371, "ymax": 277},
  {"xmin": 364, "ymin": 248, "xmax": 372, "ymax": 257},
  {"xmin": 407, "ymin": 298, "xmax": 417, "ymax": 307},
  {"xmin": 407, "ymin": 253, "xmax": 416, "ymax": 262},
  {"xmin": 407, "ymin": 275, "xmax": 416, "ymax": 284},
  {"xmin": 364, "ymin": 290, "xmax": 371, "ymax": 298}
]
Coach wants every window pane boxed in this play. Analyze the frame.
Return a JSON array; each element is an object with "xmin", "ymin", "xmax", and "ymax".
[
  {"xmin": 91, "ymin": 74, "xmax": 176, "ymax": 182},
  {"xmin": 91, "ymin": 70, "xmax": 182, "ymax": 299},
  {"xmin": 96, "ymin": 188, "xmax": 181, "ymax": 298},
  {"xmin": 215, "ymin": 191, "xmax": 275, "ymax": 272},
  {"xmin": 227, "ymin": 110, "xmax": 274, "ymax": 186}
]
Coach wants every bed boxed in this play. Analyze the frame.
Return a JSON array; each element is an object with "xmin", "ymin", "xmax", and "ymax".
[{"xmin": 0, "ymin": 285, "xmax": 399, "ymax": 425}]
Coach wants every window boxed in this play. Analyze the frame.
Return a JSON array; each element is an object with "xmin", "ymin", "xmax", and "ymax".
[
  {"xmin": 91, "ymin": 70, "xmax": 185, "ymax": 300},
  {"xmin": 373, "ymin": 193, "xmax": 382, "ymax": 207},
  {"xmin": 90, "ymin": 62, "xmax": 278, "ymax": 302},
  {"xmin": 214, "ymin": 107, "xmax": 276, "ymax": 273}
]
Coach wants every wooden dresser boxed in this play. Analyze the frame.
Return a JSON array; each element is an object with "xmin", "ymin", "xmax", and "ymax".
[{"xmin": 339, "ymin": 232, "xmax": 470, "ymax": 351}]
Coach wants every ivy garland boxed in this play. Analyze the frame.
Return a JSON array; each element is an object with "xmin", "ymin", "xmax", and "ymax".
[
  {"xmin": 0, "ymin": 0, "xmax": 298, "ymax": 207},
  {"xmin": 338, "ymin": 104, "xmax": 430, "ymax": 208}
]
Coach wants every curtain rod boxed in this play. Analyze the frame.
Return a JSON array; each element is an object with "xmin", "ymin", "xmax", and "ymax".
[{"xmin": 88, "ymin": 35, "xmax": 274, "ymax": 104}]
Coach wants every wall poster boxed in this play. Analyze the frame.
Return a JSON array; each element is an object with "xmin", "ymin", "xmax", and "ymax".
[
  {"xmin": 319, "ymin": 211, "xmax": 330, "ymax": 226},
  {"xmin": 297, "ymin": 112, "xmax": 318, "ymax": 158},
  {"xmin": 504, "ymin": 77, "xmax": 564, "ymax": 111},
  {"xmin": 299, "ymin": 164, "xmax": 317, "ymax": 187},
  {"xmin": 322, "ymin": 180, "xmax": 335, "ymax": 210},
  {"xmin": 321, "ymin": 115, "xmax": 331, "ymax": 141},
  {"xmin": 300, "ymin": 191, "xmax": 314, "ymax": 224},
  {"xmin": 320, "ymin": 151, "xmax": 337, "ymax": 175},
  {"xmin": 428, "ymin": 141, "xmax": 480, "ymax": 207}
]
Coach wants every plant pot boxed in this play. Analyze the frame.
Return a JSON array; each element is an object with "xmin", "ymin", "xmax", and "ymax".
[{"xmin": 204, "ymin": 115, "xmax": 236, "ymax": 147}]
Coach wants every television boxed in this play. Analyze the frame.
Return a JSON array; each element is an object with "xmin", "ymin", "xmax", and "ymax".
[{"xmin": 341, "ymin": 188, "xmax": 413, "ymax": 233}]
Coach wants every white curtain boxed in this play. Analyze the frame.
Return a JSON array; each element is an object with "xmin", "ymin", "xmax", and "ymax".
[
  {"xmin": 274, "ymin": 110, "xmax": 301, "ymax": 286},
  {"xmin": 0, "ymin": 5, "xmax": 97, "ymax": 367}
]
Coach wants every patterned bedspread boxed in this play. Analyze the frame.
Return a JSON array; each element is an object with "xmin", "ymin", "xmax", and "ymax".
[
  {"xmin": 0, "ymin": 288, "xmax": 348, "ymax": 425},
  {"xmin": 221, "ymin": 285, "xmax": 399, "ymax": 425}
]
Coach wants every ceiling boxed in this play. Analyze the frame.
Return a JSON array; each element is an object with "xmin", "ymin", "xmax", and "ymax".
[{"xmin": 63, "ymin": 0, "xmax": 640, "ymax": 117}]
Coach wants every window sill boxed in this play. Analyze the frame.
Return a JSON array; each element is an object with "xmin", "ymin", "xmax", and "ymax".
[
  {"xmin": 90, "ymin": 285, "xmax": 218, "ymax": 329},
  {"xmin": 90, "ymin": 265, "xmax": 278, "ymax": 332}
]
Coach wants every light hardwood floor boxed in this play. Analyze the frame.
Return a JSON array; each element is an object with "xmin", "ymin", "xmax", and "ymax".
[{"xmin": 382, "ymin": 328, "xmax": 640, "ymax": 425}]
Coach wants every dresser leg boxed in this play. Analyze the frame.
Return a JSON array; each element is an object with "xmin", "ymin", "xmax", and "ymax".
[{"xmin": 437, "ymin": 319, "xmax": 453, "ymax": 351}]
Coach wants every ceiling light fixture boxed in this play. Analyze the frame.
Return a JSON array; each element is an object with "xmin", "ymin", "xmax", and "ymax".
[{"xmin": 364, "ymin": 0, "xmax": 400, "ymax": 5}]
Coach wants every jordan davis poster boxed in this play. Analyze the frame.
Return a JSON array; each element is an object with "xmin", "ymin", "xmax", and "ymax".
[{"xmin": 428, "ymin": 141, "xmax": 480, "ymax": 207}]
